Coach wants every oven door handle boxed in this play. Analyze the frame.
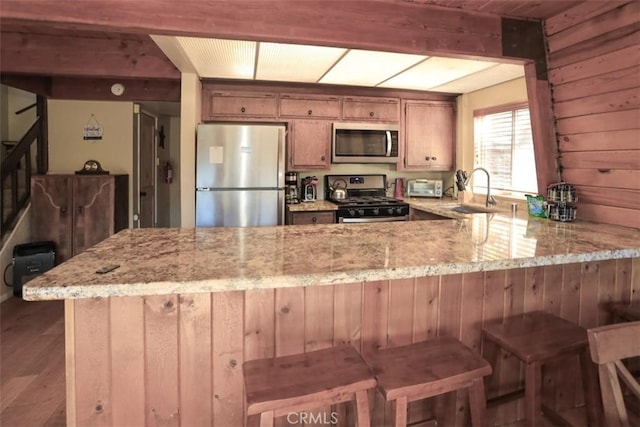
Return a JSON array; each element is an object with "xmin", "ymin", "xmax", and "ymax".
[
  {"xmin": 385, "ymin": 131, "xmax": 392, "ymax": 157},
  {"xmin": 339, "ymin": 216, "xmax": 408, "ymax": 223}
]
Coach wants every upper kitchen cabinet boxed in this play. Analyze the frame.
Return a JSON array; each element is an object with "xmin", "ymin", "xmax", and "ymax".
[
  {"xmin": 205, "ymin": 90, "xmax": 278, "ymax": 120},
  {"xmin": 343, "ymin": 97, "xmax": 400, "ymax": 122},
  {"xmin": 287, "ymin": 120, "xmax": 331, "ymax": 170},
  {"xmin": 279, "ymin": 94, "xmax": 341, "ymax": 119},
  {"xmin": 402, "ymin": 101, "xmax": 455, "ymax": 171}
]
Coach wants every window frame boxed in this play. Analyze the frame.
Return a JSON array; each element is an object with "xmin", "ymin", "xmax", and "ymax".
[{"xmin": 472, "ymin": 101, "xmax": 538, "ymax": 199}]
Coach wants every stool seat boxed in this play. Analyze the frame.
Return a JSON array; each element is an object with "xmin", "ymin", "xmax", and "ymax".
[
  {"xmin": 483, "ymin": 311, "xmax": 588, "ymax": 363},
  {"xmin": 364, "ymin": 337, "xmax": 492, "ymax": 426},
  {"xmin": 482, "ymin": 311, "xmax": 601, "ymax": 427},
  {"xmin": 243, "ymin": 344, "xmax": 376, "ymax": 425}
]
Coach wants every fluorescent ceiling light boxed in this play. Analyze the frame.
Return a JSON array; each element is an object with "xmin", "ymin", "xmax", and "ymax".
[
  {"xmin": 431, "ymin": 63, "xmax": 526, "ymax": 93},
  {"xmin": 320, "ymin": 50, "xmax": 427, "ymax": 86},
  {"xmin": 379, "ymin": 57, "xmax": 498, "ymax": 90},
  {"xmin": 177, "ymin": 37, "xmax": 256, "ymax": 79},
  {"xmin": 257, "ymin": 43, "xmax": 346, "ymax": 82},
  {"xmin": 151, "ymin": 36, "xmax": 525, "ymax": 94}
]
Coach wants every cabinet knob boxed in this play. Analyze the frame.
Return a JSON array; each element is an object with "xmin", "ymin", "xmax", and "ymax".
[
  {"xmin": 60, "ymin": 207, "xmax": 67, "ymax": 214},
  {"xmin": 307, "ymin": 109, "xmax": 313, "ymax": 115},
  {"xmin": 312, "ymin": 216, "xmax": 317, "ymax": 223},
  {"xmin": 431, "ymin": 156, "xmax": 437, "ymax": 160},
  {"xmin": 321, "ymin": 155, "xmax": 325, "ymax": 161},
  {"xmin": 240, "ymin": 107, "xmax": 246, "ymax": 113},
  {"xmin": 369, "ymin": 111, "xmax": 375, "ymax": 117},
  {"xmin": 425, "ymin": 156, "xmax": 429, "ymax": 161},
  {"xmin": 78, "ymin": 206, "xmax": 84, "ymax": 214}
]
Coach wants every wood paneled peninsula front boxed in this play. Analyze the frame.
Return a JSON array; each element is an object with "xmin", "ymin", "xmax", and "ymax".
[{"xmin": 24, "ymin": 216, "xmax": 640, "ymax": 427}]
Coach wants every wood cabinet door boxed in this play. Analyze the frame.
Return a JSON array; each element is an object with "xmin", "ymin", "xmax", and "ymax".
[
  {"xmin": 208, "ymin": 91, "xmax": 278, "ymax": 119},
  {"xmin": 73, "ymin": 176, "xmax": 115, "ymax": 255},
  {"xmin": 288, "ymin": 120, "xmax": 331, "ymax": 170},
  {"xmin": 30, "ymin": 175, "xmax": 74, "ymax": 263},
  {"xmin": 289, "ymin": 211, "xmax": 335, "ymax": 225},
  {"xmin": 404, "ymin": 102, "xmax": 455, "ymax": 171},
  {"xmin": 343, "ymin": 97, "xmax": 400, "ymax": 122},
  {"xmin": 279, "ymin": 94, "xmax": 341, "ymax": 119}
]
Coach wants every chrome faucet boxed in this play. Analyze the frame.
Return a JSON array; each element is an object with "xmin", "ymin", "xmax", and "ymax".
[{"xmin": 464, "ymin": 167, "xmax": 497, "ymax": 207}]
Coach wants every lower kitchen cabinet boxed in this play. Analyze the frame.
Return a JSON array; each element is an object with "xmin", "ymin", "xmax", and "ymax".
[
  {"xmin": 287, "ymin": 120, "xmax": 331, "ymax": 170},
  {"xmin": 30, "ymin": 174, "xmax": 128, "ymax": 263},
  {"xmin": 402, "ymin": 101, "xmax": 455, "ymax": 171},
  {"xmin": 286, "ymin": 211, "xmax": 336, "ymax": 225}
]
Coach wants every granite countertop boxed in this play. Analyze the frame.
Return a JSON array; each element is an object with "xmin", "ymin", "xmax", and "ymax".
[{"xmin": 24, "ymin": 208, "xmax": 640, "ymax": 300}]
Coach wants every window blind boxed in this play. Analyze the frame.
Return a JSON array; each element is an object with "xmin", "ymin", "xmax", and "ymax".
[{"xmin": 473, "ymin": 105, "xmax": 537, "ymax": 196}]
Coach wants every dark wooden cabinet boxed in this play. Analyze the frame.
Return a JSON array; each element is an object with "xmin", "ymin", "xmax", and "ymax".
[
  {"xmin": 286, "ymin": 211, "xmax": 335, "ymax": 225},
  {"xmin": 30, "ymin": 174, "xmax": 128, "ymax": 263}
]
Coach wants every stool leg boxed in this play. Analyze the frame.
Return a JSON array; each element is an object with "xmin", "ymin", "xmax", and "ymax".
[
  {"xmin": 579, "ymin": 347, "xmax": 603, "ymax": 426},
  {"xmin": 259, "ymin": 411, "xmax": 274, "ymax": 427},
  {"xmin": 355, "ymin": 390, "xmax": 372, "ymax": 427},
  {"xmin": 524, "ymin": 362, "xmax": 542, "ymax": 427},
  {"xmin": 468, "ymin": 377, "xmax": 488, "ymax": 427},
  {"xmin": 391, "ymin": 396, "xmax": 408, "ymax": 427}
]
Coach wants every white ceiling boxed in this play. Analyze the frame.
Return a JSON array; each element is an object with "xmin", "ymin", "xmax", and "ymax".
[{"xmin": 152, "ymin": 36, "xmax": 525, "ymax": 94}]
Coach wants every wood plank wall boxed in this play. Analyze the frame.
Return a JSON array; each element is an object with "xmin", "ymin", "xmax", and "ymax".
[
  {"xmin": 65, "ymin": 258, "xmax": 639, "ymax": 427},
  {"xmin": 544, "ymin": 2, "xmax": 640, "ymax": 228}
]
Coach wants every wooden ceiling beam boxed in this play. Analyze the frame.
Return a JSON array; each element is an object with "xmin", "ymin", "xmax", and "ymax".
[
  {"xmin": 0, "ymin": 32, "xmax": 179, "ymax": 79},
  {"xmin": 0, "ymin": 0, "xmax": 507, "ymax": 60}
]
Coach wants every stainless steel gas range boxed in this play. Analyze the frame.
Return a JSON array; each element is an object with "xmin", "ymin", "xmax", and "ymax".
[{"xmin": 325, "ymin": 174, "xmax": 409, "ymax": 223}]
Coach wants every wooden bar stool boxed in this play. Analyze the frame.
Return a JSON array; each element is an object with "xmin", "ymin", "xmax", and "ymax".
[
  {"xmin": 243, "ymin": 344, "xmax": 376, "ymax": 427},
  {"xmin": 482, "ymin": 311, "xmax": 602, "ymax": 427},
  {"xmin": 363, "ymin": 337, "xmax": 493, "ymax": 427}
]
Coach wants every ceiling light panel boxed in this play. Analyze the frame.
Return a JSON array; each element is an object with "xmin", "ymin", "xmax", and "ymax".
[
  {"xmin": 379, "ymin": 57, "xmax": 498, "ymax": 91},
  {"xmin": 319, "ymin": 50, "xmax": 427, "ymax": 86},
  {"xmin": 257, "ymin": 43, "xmax": 346, "ymax": 82},
  {"xmin": 176, "ymin": 37, "xmax": 256, "ymax": 79},
  {"xmin": 431, "ymin": 63, "xmax": 525, "ymax": 93}
]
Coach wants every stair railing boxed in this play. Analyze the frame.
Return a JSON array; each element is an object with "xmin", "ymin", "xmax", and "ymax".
[{"xmin": 1, "ymin": 95, "xmax": 47, "ymax": 238}]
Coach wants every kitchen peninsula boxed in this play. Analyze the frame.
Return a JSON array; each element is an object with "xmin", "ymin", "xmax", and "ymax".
[{"xmin": 24, "ymin": 213, "xmax": 640, "ymax": 427}]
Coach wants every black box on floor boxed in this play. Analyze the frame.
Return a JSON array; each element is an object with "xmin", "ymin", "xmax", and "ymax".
[{"xmin": 12, "ymin": 241, "xmax": 56, "ymax": 298}]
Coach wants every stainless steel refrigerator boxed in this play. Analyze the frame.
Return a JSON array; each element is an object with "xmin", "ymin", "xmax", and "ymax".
[{"xmin": 196, "ymin": 123, "xmax": 285, "ymax": 227}]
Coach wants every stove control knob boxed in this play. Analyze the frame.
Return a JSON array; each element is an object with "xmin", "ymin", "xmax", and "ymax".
[
  {"xmin": 373, "ymin": 208, "xmax": 379, "ymax": 215},
  {"xmin": 348, "ymin": 209, "xmax": 356, "ymax": 216},
  {"xmin": 395, "ymin": 207, "xmax": 403, "ymax": 214},
  {"xmin": 387, "ymin": 208, "xmax": 394, "ymax": 215},
  {"xmin": 358, "ymin": 209, "xmax": 365, "ymax": 216}
]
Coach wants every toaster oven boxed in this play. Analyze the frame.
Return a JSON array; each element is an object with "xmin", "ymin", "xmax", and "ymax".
[{"xmin": 405, "ymin": 179, "xmax": 443, "ymax": 198}]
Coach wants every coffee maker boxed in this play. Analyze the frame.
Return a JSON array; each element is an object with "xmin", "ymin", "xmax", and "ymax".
[
  {"xmin": 301, "ymin": 176, "xmax": 318, "ymax": 202},
  {"xmin": 285, "ymin": 172, "xmax": 299, "ymax": 204}
]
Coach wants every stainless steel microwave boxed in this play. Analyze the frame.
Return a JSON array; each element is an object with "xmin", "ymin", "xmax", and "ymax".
[{"xmin": 332, "ymin": 123, "xmax": 399, "ymax": 163}]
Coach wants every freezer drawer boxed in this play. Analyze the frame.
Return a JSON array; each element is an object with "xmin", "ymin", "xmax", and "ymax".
[{"xmin": 196, "ymin": 190, "xmax": 284, "ymax": 227}]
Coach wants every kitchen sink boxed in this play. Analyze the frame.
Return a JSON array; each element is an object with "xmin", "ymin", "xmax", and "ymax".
[{"xmin": 441, "ymin": 205, "xmax": 494, "ymax": 214}]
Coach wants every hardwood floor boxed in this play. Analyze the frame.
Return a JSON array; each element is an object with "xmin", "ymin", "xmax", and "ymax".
[{"xmin": 1, "ymin": 297, "xmax": 65, "ymax": 426}]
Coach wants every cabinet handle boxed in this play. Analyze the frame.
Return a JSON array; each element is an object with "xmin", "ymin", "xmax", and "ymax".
[
  {"xmin": 312, "ymin": 216, "xmax": 317, "ymax": 223},
  {"xmin": 240, "ymin": 107, "xmax": 246, "ymax": 113},
  {"xmin": 369, "ymin": 111, "xmax": 375, "ymax": 117},
  {"xmin": 425, "ymin": 156, "xmax": 430, "ymax": 161},
  {"xmin": 321, "ymin": 155, "xmax": 326, "ymax": 161},
  {"xmin": 307, "ymin": 109, "xmax": 313, "ymax": 115},
  {"xmin": 431, "ymin": 156, "xmax": 437, "ymax": 160}
]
